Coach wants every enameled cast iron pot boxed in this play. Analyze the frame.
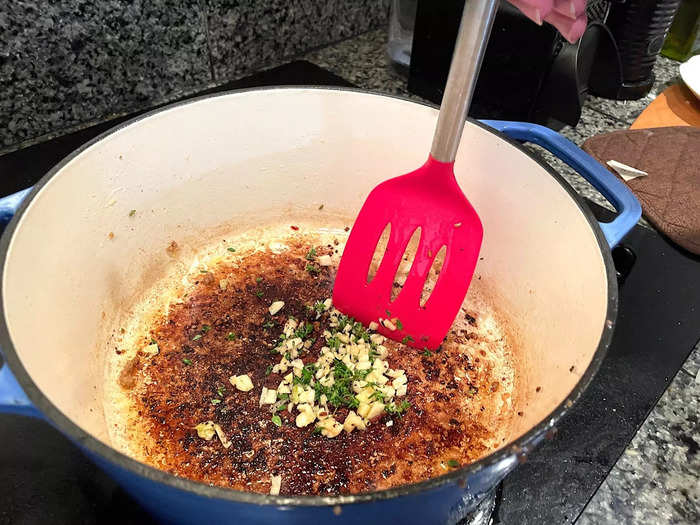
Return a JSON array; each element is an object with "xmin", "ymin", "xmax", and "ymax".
[{"xmin": 0, "ymin": 88, "xmax": 640, "ymax": 524}]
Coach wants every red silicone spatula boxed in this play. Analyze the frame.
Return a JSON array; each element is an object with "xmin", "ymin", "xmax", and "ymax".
[{"xmin": 333, "ymin": 0, "xmax": 498, "ymax": 350}]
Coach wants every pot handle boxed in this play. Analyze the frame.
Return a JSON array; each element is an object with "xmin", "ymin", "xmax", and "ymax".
[
  {"xmin": 0, "ymin": 187, "xmax": 32, "ymax": 226},
  {"xmin": 0, "ymin": 187, "xmax": 40, "ymax": 416},
  {"xmin": 0, "ymin": 354, "xmax": 38, "ymax": 417},
  {"xmin": 481, "ymin": 120, "xmax": 641, "ymax": 248}
]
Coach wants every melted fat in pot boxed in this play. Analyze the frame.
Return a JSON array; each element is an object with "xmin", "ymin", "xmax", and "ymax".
[{"xmin": 105, "ymin": 225, "xmax": 516, "ymax": 496}]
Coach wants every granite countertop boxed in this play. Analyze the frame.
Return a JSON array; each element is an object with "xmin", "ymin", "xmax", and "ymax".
[{"xmin": 304, "ymin": 29, "xmax": 700, "ymax": 525}]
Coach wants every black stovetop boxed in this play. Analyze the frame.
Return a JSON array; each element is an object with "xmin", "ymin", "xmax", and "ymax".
[{"xmin": 1, "ymin": 61, "xmax": 698, "ymax": 525}]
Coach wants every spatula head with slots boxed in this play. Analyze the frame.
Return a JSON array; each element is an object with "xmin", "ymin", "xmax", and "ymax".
[
  {"xmin": 333, "ymin": 0, "xmax": 496, "ymax": 349},
  {"xmin": 332, "ymin": 156, "xmax": 482, "ymax": 350}
]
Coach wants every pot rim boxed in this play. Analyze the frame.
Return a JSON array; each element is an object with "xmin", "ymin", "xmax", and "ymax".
[{"xmin": 0, "ymin": 86, "xmax": 617, "ymax": 507}]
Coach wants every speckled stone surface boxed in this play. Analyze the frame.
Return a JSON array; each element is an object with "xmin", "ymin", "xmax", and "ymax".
[
  {"xmin": 305, "ymin": 29, "xmax": 416, "ymax": 99},
  {"xmin": 204, "ymin": 0, "xmax": 389, "ymax": 81},
  {"xmin": 305, "ymin": 29, "xmax": 699, "ymax": 524},
  {"xmin": 578, "ymin": 343, "xmax": 700, "ymax": 525},
  {"xmin": 0, "ymin": 0, "xmax": 211, "ymax": 152},
  {"xmin": 0, "ymin": 0, "xmax": 389, "ymax": 154}
]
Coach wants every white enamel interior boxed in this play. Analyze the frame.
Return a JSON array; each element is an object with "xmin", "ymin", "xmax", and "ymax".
[{"xmin": 2, "ymin": 88, "xmax": 608, "ymax": 450}]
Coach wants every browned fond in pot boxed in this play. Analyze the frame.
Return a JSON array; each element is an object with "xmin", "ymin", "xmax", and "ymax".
[{"xmin": 110, "ymin": 230, "xmax": 515, "ymax": 496}]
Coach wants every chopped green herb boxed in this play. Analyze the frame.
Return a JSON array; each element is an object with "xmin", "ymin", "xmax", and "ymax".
[
  {"xmin": 395, "ymin": 318, "xmax": 404, "ymax": 331},
  {"xmin": 385, "ymin": 309, "xmax": 392, "ymax": 317},
  {"xmin": 226, "ymin": 332, "xmax": 237, "ymax": 341},
  {"xmin": 275, "ymin": 404, "xmax": 287, "ymax": 412},
  {"xmin": 255, "ymin": 290, "xmax": 264, "ymax": 298},
  {"xmin": 216, "ymin": 386, "xmax": 226, "ymax": 397},
  {"xmin": 370, "ymin": 390, "xmax": 386, "ymax": 402},
  {"xmin": 150, "ymin": 338, "xmax": 157, "ymax": 345},
  {"xmin": 294, "ymin": 322, "xmax": 314, "ymax": 340},
  {"xmin": 312, "ymin": 426, "xmax": 323, "ymax": 435},
  {"xmin": 354, "ymin": 368, "xmax": 371, "ymax": 381},
  {"xmin": 200, "ymin": 269, "xmax": 209, "ymax": 274},
  {"xmin": 312, "ymin": 300, "xmax": 327, "ymax": 314},
  {"xmin": 128, "ymin": 209, "xmax": 136, "ymax": 217},
  {"xmin": 305, "ymin": 263, "xmax": 320, "ymax": 276},
  {"xmin": 305, "ymin": 247, "xmax": 317, "ymax": 261},
  {"xmin": 468, "ymin": 385, "xmax": 478, "ymax": 396},
  {"xmin": 227, "ymin": 247, "xmax": 236, "ymax": 252},
  {"xmin": 447, "ymin": 459, "xmax": 460, "ymax": 468},
  {"xmin": 256, "ymin": 276, "xmax": 263, "ymax": 283},
  {"xmin": 386, "ymin": 400, "xmax": 411, "ymax": 416},
  {"xmin": 278, "ymin": 392, "xmax": 290, "ymax": 401},
  {"xmin": 421, "ymin": 349, "xmax": 432, "ymax": 357},
  {"xmin": 312, "ymin": 359, "xmax": 360, "ymax": 409},
  {"xmin": 271, "ymin": 415, "xmax": 282, "ymax": 427},
  {"xmin": 352, "ymin": 322, "xmax": 371, "ymax": 343},
  {"xmin": 192, "ymin": 334, "xmax": 202, "ymax": 341},
  {"xmin": 211, "ymin": 399, "xmax": 221, "ymax": 405},
  {"xmin": 293, "ymin": 363, "xmax": 317, "ymax": 386},
  {"xmin": 401, "ymin": 335, "xmax": 414, "ymax": 344},
  {"xmin": 201, "ymin": 325, "xmax": 211, "ymax": 333},
  {"xmin": 327, "ymin": 335, "xmax": 341, "ymax": 350},
  {"xmin": 263, "ymin": 321, "xmax": 276, "ymax": 330},
  {"xmin": 265, "ymin": 365, "xmax": 274, "ymax": 376},
  {"xmin": 182, "ymin": 358, "xmax": 192, "ymax": 365}
]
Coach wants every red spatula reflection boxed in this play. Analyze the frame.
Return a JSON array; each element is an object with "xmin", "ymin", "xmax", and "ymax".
[{"xmin": 333, "ymin": 0, "xmax": 498, "ymax": 350}]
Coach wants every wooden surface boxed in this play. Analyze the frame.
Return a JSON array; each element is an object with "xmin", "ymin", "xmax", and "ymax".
[{"xmin": 631, "ymin": 83, "xmax": 700, "ymax": 129}]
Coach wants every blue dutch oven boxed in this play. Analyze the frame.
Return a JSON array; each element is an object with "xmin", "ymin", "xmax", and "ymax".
[{"xmin": 0, "ymin": 88, "xmax": 639, "ymax": 524}]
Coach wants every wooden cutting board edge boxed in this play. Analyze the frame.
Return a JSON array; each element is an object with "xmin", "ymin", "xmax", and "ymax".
[{"xmin": 630, "ymin": 83, "xmax": 700, "ymax": 129}]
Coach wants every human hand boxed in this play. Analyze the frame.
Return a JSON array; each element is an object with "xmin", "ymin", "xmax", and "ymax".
[{"xmin": 506, "ymin": 0, "xmax": 588, "ymax": 43}]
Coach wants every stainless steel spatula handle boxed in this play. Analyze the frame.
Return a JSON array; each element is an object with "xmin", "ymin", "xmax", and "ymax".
[{"xmin": 430, "ymin": 0, "xmax": 499, "ymax": 163}]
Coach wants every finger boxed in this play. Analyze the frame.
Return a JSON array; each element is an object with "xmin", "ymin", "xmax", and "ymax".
[
  {"xmin": 508, "ymin": 0, "xmax": 553, "ymax": 25},
  {"xmin": 544, "ymin": 10, "xmax": 588, "ymax": 42},
  {"xmin": 553, "ymin": 0, "xmax": 587, "ymax": 20}
]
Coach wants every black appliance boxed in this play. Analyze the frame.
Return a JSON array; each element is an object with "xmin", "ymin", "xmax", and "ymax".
[
  {"xmin": 0, "ymin": 61, "xmax": 698, "ymax": 524},
  {"xmin": 407, "ymin": 0, "xmax": 682, "ymax": 127},
  {"xmin": 596, "ymin": 0, "xmax": 683, "ymax": 99},
  {"xmin": 407, "ymin": 0, "xmax": 621, "ymax": 129}
]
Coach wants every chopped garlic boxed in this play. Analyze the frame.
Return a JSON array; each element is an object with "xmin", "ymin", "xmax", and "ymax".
[
  {"xmin": 282, "ymin": 318, "xmax": 298, "ymax": 337},
  {"xmin": 259, "ymin": 387, "xmax": 277, "ymax": 406},
  {"xmin": 392, "ymin": 375, "xmax": 407, "ymax": 389},
  {"xmin": 195, "ymin": 421, "xmax": 216, "ymax": 440},
  {"xmin": 386, "ymin": 420, "xmax": 394, "ymax": 427},
  {"xmin": 213, "ymin": 423, "xmax": 232, "ymax": 448},
  {"xmin": 298, "ymin": 388, "xmax": 315, "ymax": 404},
  {"xmin": 368, "ymin": 321, "xmax": 379, "ymax": 331},
  {"xmin": 318, "ymin": 417, "xmax": 343, "ymax": 438},
  {"xmin": 219, "ymin": 278, "xmax": 228, "ymax": 290},
  {"xmin": 343, "ymin": 411, "xmax": 366, "ymax": 433},
  {"xmin": 317, "ymin": 254, "xmax": 332, "ymax": 266},
  {"xmin": 366, "ymin": 402, "xmax": 385, "ymax": 420},
  {"xmin": 382, "ymin": 319, "xmax": 396, "ymax": 331},
  {"xmin": 357, "ymin": 402, "xmax": 371, "ymax": 418},
  {"xmin": 268, "ymin": 301, "xmax": 285, "ymax": 315},
  {"xmin": 230, "ymin": 374, "xmax": 254, "ymax": 392},
  {"xmin": 295, "ymin": 404, "xmax": 315, "ymax": 427},
  {"xmin": 142, "ymin": 343, "xmax": 159, "ymax": 356},
  {"xmin": 270, "ymin": 475, "xmax": 282, "ymax": 495},
  {"xmin": 265, "ymin": 301, "xmax": 411, "ymax": 438}
]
